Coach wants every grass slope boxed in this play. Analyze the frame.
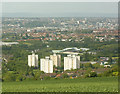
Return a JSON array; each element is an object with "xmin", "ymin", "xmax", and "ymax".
[{"xmin": 2, "ymin": 77, "xmax": 118, "ymax": 92}]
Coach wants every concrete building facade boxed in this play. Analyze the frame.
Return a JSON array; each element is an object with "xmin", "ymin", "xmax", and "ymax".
[
  {"xmin": 40, "ymin": 56, "xmax": 53, "ymax": 73},
  {"xmin": 64, "ymin": 55, "xmax": 80, "ymax": 71},
  {"xmin": 28, "ymin": 52, "xmax": 38, "ymax": 67},
  {"xmin": 50, "ymin": 54, "xmax": 61, "ymax": 67}
]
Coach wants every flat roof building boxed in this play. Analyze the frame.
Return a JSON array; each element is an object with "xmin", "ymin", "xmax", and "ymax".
[
  {"xmin": 40, "ymin": 56, "xmax": 53, "ymax": 73},
  {"xmin": 50, "ymin": 54, "xmax": 61, "ymax": 67},
  {"xmin": 28, "ymin": 52, "xmax": 38, "ymax": 67},
  {"xmin": 64, "ymin": 55, "xmax": 80, "ymax": 71}
]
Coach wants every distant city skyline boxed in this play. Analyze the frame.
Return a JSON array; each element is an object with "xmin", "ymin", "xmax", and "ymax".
[{"xmin": 2, "ymin": 2, "xmax": 118, "ymax": 17}]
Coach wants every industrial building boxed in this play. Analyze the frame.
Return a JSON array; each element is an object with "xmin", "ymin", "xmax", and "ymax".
[
  {"xmin": 64, "ymin": 55, "xmax": 80, "ymax": 71},
  {"xmin": 40, "ymin": 56, "xmax": 53, "ymax": 73},
  {"xmin": 28, "ymin": 52, "xmax": 38, "ymax": 67},
  {"xmin": 50, "ymin": 54, "xmax": 61, "ymax": 67}
]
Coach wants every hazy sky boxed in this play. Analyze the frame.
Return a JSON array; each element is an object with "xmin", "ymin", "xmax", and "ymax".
[
  {"xmin": 2, "ymin": 0, "xmax": 119, "ymax": 2},
  {"xmin": 2, "ymin": 2, "xmax": 118, "ymax": 17}
]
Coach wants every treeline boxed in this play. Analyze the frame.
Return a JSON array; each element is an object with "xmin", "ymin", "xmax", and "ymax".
[{"xmin": 2, "ymin": 62, "xmax": 118, "ymax": 82}]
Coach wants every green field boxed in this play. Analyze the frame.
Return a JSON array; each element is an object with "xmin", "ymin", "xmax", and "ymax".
[{"xmin": 2, "ymin": 77, "xmax": 118, "ymax": 92}]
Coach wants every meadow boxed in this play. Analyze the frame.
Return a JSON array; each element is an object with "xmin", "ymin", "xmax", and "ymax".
[{"xmin": 2, "ymin": 77, "xmax": 118, "ymax": 92}]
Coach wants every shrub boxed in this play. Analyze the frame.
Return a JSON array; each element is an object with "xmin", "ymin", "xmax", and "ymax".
[
  {"xmin": 3, "ymin": 73, "xmax": 16, "ymax": 81},
  {"xmin": 90, "ymin": 72, "xmax": 97, "ymax": 77},
  {"xmin": 16, "ymin": 75, "xmax": 23, "ymax": 82},
  {"xmin": 112, "ymin": 72, "xmax": 118, "ymax": 76},
  {"xmin": 62, "ymin": 73, "xmax": 69, "ymax": 78},
  {"xmin": 44, "ymin": 76, "xmax": 51, "ymax": 80}
]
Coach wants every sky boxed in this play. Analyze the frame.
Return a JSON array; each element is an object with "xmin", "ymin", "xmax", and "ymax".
[
  {"xmin": 2, "ymin": 2, "xmax": 118, "ymax": 17},
  {"xmin": 1, "ymin": 0, "xmax": 119, "ymax": 2}
]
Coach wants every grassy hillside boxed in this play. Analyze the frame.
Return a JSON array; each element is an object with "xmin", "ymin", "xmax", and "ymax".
[{"xmin": 2, "ymin": 76, "xmax": 118, "ymax": 92}]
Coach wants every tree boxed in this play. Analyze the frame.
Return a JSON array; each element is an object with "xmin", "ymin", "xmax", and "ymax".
[
  {"xmin": 44, "ymin": 76, "xmax": 51, "ymax": 80},
  {"xmin": 29, "ymin": 71, "xmax": 34, "ymax": 76},
  {"xmin": 3, "ymin": 72, "xmax": 16, "ymax": 81},
  {"xmin": 84, "ymin": 68, "xmax": 92, "ymax": 77},
  {"xmin": 108, "ymin": 56, "xmax": 112, "ymax": 65},
  {"xmin": 84, "ymin": 63, "xmax": 92, "ymax": 69},
  {"xmin": 102, "ymin": 70, "xmax": 112, "ymax": 77},
  {"xmin": 46, "ymin": 34, "xmax": 49, "ymax": 37},
  {"xmin": 34, "ymin": 71, "xmax": 42, "ymax": 80},
  {"xmin": 90, "ymin": 72, "xmax": 97, "ymax": 77},
  {"xmin": 92, "ymin": 63, "xmax": 100, "ymax": 69},
  {"xmin": 62, "ymin": 73, "xmax": 69, "ymax": 78},
  {"xmin": 16, "ymin": 74, "xmax": 23, "ymax": 81}
]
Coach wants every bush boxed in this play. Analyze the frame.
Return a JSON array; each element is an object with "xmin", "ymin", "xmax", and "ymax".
[
  {"xmin": 16, "ymin": 75, "xmax": 23, "ymax": 82},
  {"xmin": 112, "ymin": 72, "xmax": 118, "ymax": 76},
  {"xmin": 62, "ymin": 73, "xmax": 69, "ymax": 78},
  {"xmin": 90, "ymin": 72, "xmax": 97, "ymax": 77},
  {"xmin": 3, "ymin": 73, "xmax": 16, "ymax": 81},
  {"xmin": 84, "ymin": 72, "xmax": 97, "ymax": 78},
  {"xmin": 102, "ymin": 70, "xmax": 113, "ymax": 77},
  {"xmin": 97, "ymin": 74, "xmax": 102, "ymax": 77},
  {"xmin": 44, "ymin": 76, "xmax": 51, "ymax": 80},
  {"xmin": 84, "ymin": 74, "xmax": 89, "ymax": 78}
]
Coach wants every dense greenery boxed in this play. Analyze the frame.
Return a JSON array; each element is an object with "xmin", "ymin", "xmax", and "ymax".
[{"xmin": 2, "ymin": 37, "xmax": 118, "ymax": 82}]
